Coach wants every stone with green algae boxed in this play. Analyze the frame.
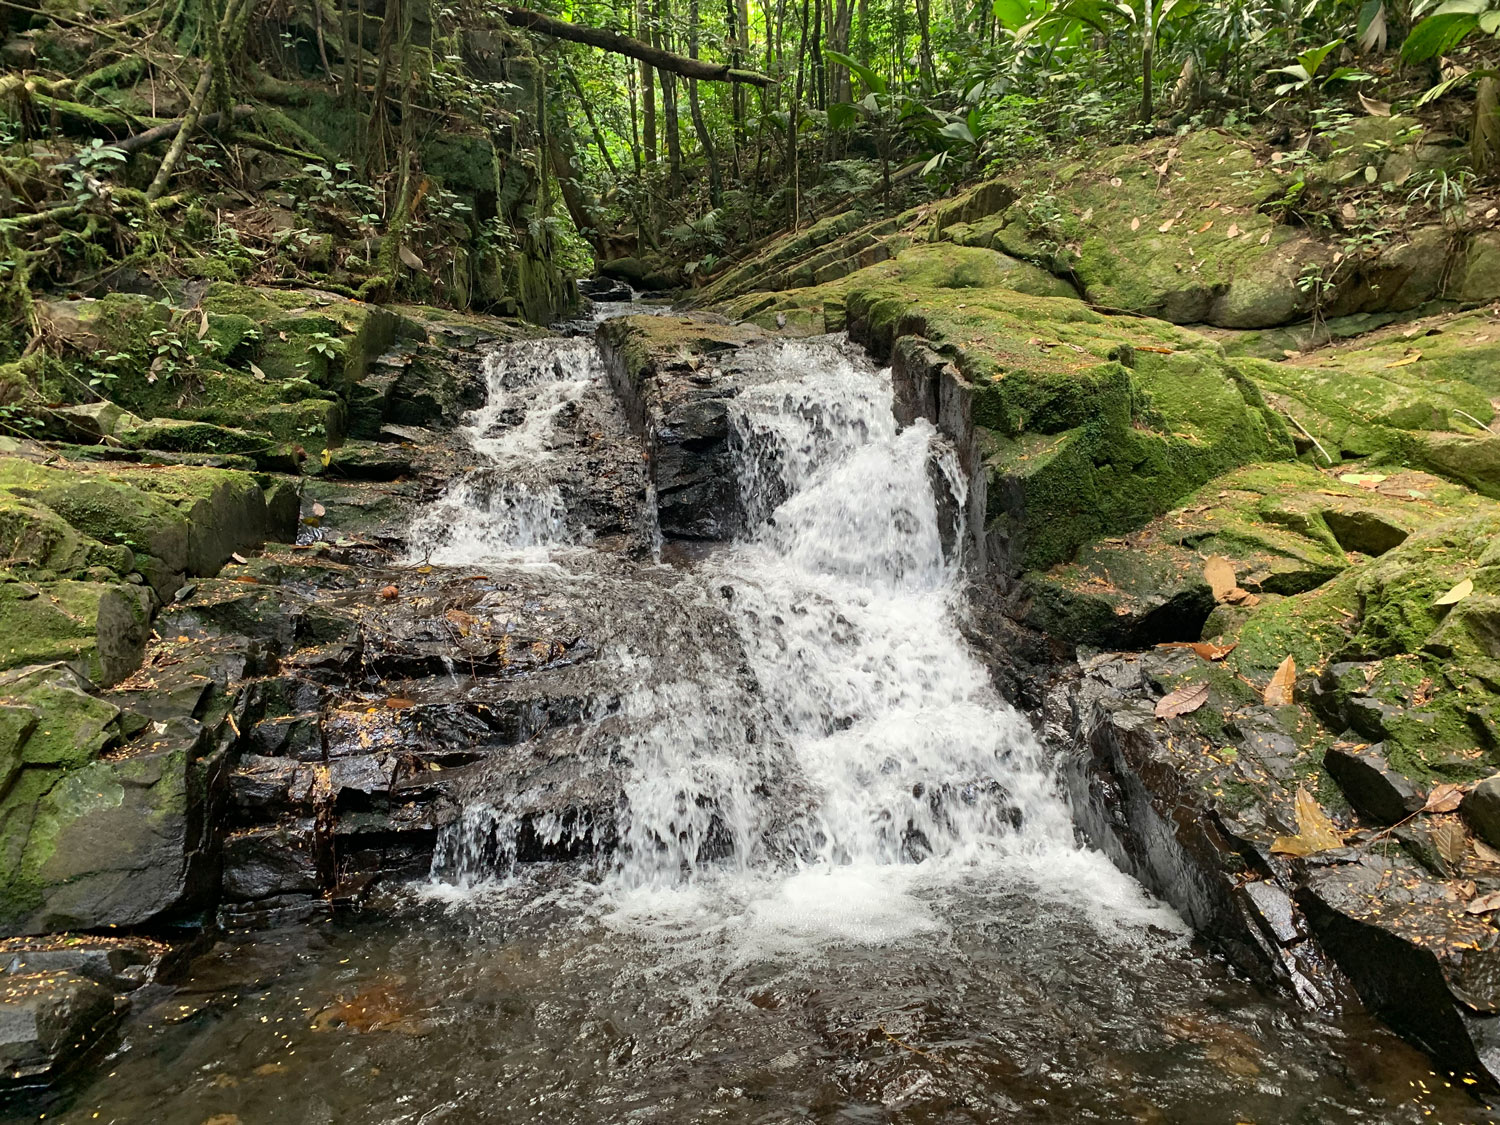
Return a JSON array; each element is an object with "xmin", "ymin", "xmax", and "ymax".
[
  {"xmin": 1020, "ymin": 463, "xmax": 1486, "ymax": 648},
  {"xmin": 1220, "ymin": 512, "xmax": 1500, "ymax": 779}
]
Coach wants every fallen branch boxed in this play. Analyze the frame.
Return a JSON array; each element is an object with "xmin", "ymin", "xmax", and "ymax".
[
  {"xmin": 58, "ymin": 106, "xmax": 253, "ymax": 168},
  {"xmin": 493, "ymin": 5, "xmax": 773, "ymax": 87},
  {"xmin": 1283, "ymin": 410, "xmax": 1333, "ymax": 465}
]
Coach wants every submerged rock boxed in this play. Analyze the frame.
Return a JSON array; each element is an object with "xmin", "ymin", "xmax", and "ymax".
[{"xmin": 0, "ymin": 970, "xmax": 116, "ymax": 1086}]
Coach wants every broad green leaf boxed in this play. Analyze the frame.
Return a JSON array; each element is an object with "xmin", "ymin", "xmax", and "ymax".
[
  {"xmin": 1402, "ymin": 10, "xmax": 1481, "ymax": 60},
  {"xmin": 1297, "ymin": 38, "xmax": 1344, "ymax": 77},
  {"xmin": 823, "ymin": 50, "xmax": 886, "ymax": 95},
  {"xmin": 938, "ymin": 120, "xmax": 978, "ymax": 144},
  {"xmin": 991, "ymin": 0, "xmax": 1028, "ymax": 26},
  {"xmin": 1416, "ymin": 70, "xmax": 1475, "ymax": 104},
  {"xmin": 827, "ymin": 101, "xmax": 857, "ymax": 130}
]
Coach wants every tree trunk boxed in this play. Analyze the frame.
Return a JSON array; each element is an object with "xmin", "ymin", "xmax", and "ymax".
[
  {"xmin": 788, "ymin": 0, "xmax": 810, "ymax": 225},
  {"xmin": 916, "ymin": 0, "xmax": 935, "ymax": 90},
  {"xmin": 565, "ymin": 67, "xmax": 620, "ymax": 177},
  {"xmin": 147, "ymin": 0, "xmax": 251, "ymax": 200},
  {"xmin": 636, "ymin": 0, "xmax": 657, "ymax": 162},
  {"xmin": 1140, "ymin": 32, "xmax": 1153, "ymax": 122},
  {"xmin": 549, "ymin": 132, "xmax": 604, "ymax": 254}
]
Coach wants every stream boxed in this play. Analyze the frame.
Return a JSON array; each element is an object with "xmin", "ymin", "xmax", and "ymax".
[{"xmin": 9, "ymin": 316, "xmax": 1485, "ymax": 1123}]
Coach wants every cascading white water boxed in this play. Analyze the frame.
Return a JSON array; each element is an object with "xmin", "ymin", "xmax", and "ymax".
[
  {"xmin": 606, "ymin": 337, "xmax": 1078, "ymax": 887},
  {"xmin": 404, "ymin": 337, "xmax": 598, "ymax": 564},
  {"xmin": 427, "ymin": 333, "xmax": 1160, "ymax": 934}
]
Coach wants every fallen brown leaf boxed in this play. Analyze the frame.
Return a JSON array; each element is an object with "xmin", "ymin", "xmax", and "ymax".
[
  {"xmin": 1156, "ymin": 641, "xmax": 1238, "ymax": 661},
  {"xmin": 1271, "ymin": 786, "xmax": 1343, "ymax": 855},
  {"xmin": 1264, "ymin": 655, "xmax": 1296, "ymax": 706},
  {"xmin": 1154, "ymin": 681, "xmax": 1211, "ymax": 719},
  {"xmin": 1424, "ymin": 782, "xmax": 1466, "ymax": 814},
  {"xmin": 1467, "ymin": 891, "xmax": 1500, "ymax": 915},
  {"xmin": 1203, "ymin": 556, "xmax": 1237, "ymax": 601}
]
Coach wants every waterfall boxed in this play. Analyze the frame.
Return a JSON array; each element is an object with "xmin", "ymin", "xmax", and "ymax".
[{"xmin": 427, "ymin": 332, "xmax": 1120, "ymax": 909}]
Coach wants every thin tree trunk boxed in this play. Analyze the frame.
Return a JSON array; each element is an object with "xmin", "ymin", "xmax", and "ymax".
[
  {"xmin": 1140, "ymin": 27, "xmax": 1154, "ymax": 121},
  {"xmin": 493, "ymin": 6, "xmax": 773, "ymax": 84},
  {"xmin": 916, "ymin": 0, "xmax": 935, "ymax": 90},
  {"xmin": 636, "ymin": 0, "xmax": 657, "ymax": 161},
  {"xmin": 655, "ymin": 0, "xmax": 681, "ymax": 194},
  {"xmin": 147, "ymin": 0, "xmax": 249, "ymax": 200},
  {"xmin": 788, "ymin": 0, "xmax": 810, "ymax": 225},
  {"xmin": 565, "ymin": 67, "xmax": 620, "ymax": 177},
  {"xmin": 687, "ymin": 0, "xmax": 722, "ymax": 208}
]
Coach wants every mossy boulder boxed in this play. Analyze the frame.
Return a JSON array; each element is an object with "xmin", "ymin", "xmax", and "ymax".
[
  {"xmin": 32, "ymin": 286, "xmax": 398, "ymax": 454},
  {"xmin": 696, "ymin": 208, "xmax": 927, "ymax": 306},
  {"xmin": 841, "ymin": 245, "xmax": 1293, "ymax": 572},
  {"xmin": 0, "ymin": 575, "xmax": 151, "ymax": 686},
  {"xmin": 0, "ymin": 456, "xmax": 295, "ymax": 680},
  {"xmin": 1221, "ymin": 513, "xmax": 1500, "ymax": 780},
  {"xmin": 1024, "ymin": 462, "xmax": 1490, "ymax": 648},
  {"xmin": 0, "ymin": 460, "xmax": 273, "ymax": 581},
  {"xmin": 1236, "ymin": 312, "xmax": 1500, "ymax": 494}
]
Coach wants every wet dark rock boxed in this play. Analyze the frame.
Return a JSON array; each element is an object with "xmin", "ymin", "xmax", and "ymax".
[
  {"xmin": 1298, "ymin": 859, "xmax": 1500, "ymax": 1082},
  {"xmin": 222, "ymin": 821, "xmax": 326, "ymax": 901},
  {"xmin": 385, "ymin": 348, "xmax": 487, "ymax": 429},
  {"xmin": 1241, "ymin": 880, "xmax": 1302, "ymax": 945},
  {"xmin": 1049, "ymin": 646, "xmax": 1500, "ymax": 1087},
  {"xmin": 1465, "ymin": 776, "xmax": 1500, "ymax": 849},
  {"xmin": 1, "ymin": 936, "xmax": 167, "ymax": 991},
  {"xmin": 218, "ymin": 893, "xmax": 332, "ymax": 931},
  {"xmin": 0, "ymin": 970, "xmax": 117, "ymax": 1086},
  {"xmin": 578, "ymin": 277, "xmax": 634, "ymax": 302},
  {"xmin": 319, "ymin": 442, "xmax": 416, "ymax": 482},
  {"xmin": 597, "ymin": 315, "xmax": 770, "ymax": 540},
  {"xmin": 247, "ymin": 714, "xmax": 324, "ymax": 761},
  {"xmin": 1324, "ymin": 743, "xmax": 1425, "ymax": 826},
  {"xmin": 230, "ymin": 755, "xmax": 318, "ymax": 817}
]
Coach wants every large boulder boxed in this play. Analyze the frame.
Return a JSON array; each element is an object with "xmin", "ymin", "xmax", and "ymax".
[
  {"xmin": 1022, "ymin": 463, "xmax": 1490, "ymax": 648},
  {"xmin": 0, "ymin": 659, "xmax": 238, "ymax": 935}
]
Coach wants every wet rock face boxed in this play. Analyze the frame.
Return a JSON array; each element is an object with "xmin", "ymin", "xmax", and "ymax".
[
  {"xmin": 0, "ymin": 934, "xmax": 175, "ymax": 1088},
  {"xmin": 597, "ymin": 315, "xmax": 771, "ymax": 540},
  {"xmin": 0, "ymin": 971, "xmax": 116, "ymax": 1086},
  {"xmin": 1049, "ymin": 647, "xmax": 1500, "ymax": 1088}
]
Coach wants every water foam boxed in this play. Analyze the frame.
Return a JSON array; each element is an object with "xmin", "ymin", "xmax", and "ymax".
[{"xmin": 404, "ymin": 338, "xmax": 598, "ymax": 564}]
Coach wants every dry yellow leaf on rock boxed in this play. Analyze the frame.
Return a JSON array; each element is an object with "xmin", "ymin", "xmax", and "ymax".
[
  {"xmin": 1271, "ymin": 786, "xmax": 1343, "ymax": 855},
  {"xmin": 1203, "ymin": 555, "xmax": 1237, "ymax": 601},
  {"xmin": 1435, "ymin": 578, "xmax": 1474, "ymax": 606},
  {"xmin": 1264, "ymin": 655, "xmax": 1296, "ymax": 706},
  {"xmin": 1158, "ymin": 218, "xmax": 1176, "ymax": 232},
  {"xmin": 1385, "ymin": 352, "xmax": 1422, "ymax": 368}
]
